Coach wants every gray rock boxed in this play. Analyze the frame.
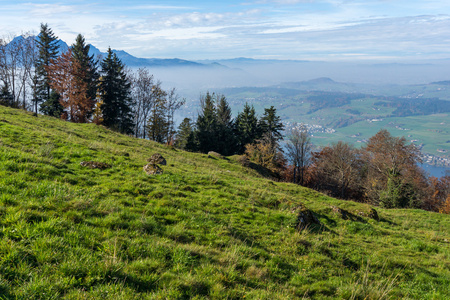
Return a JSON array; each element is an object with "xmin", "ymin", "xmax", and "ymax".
[
  {"xmin": 143, "ymin": 163, "xmax": 163, "ymax": 175},
  {"xmin": 147, "ymin": 153, "xmax": 167, "ymax": 165}
]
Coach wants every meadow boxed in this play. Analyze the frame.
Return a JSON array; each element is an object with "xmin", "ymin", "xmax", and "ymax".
[{"xmin": 0, "ymin": 105, "xmax": 449, "ymax": 299}]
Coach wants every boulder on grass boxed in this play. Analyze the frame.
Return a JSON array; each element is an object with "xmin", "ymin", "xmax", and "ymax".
[
  {"xmin": 147, "ymin": 153, "xmax": 167, "ymax": 165},
  {"xmin": 80, "ymin": 161, "xmax": 111, "ymax": 170},
  {"xmin": 292, "ymin": 204, "xmax": 321, "ymax": 231},
  {"xmin": 143, "ymin": 164, "xmax": 163, "ymax": 175}
]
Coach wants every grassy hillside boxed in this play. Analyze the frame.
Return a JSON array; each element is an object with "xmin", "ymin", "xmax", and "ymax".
[{"xmin": 0, "ymin": 105, "xmax": 449, "ymax": 299}]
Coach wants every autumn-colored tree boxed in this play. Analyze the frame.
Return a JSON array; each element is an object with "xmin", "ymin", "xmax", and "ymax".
[
  {"xmin": 310, "ymin": 142, "xmax": 365, "ymax": 199},
  {"xmin": 362, "ymin": 129, "xmax": 423, "ymax": 208},
  {"xmin": 47, "ymin": 49, "xmax": 94, "ymax": 122},
  {"xmin": 245, "ymin": 133, "xmax": 286, "ymax": 176},
  {"xmin": 440, "ymin": 196, "xmax": 450, "ymax": 214},
  {"xmin": 425, "ymin": 175, "xmax": 450, "ymax": 213}
]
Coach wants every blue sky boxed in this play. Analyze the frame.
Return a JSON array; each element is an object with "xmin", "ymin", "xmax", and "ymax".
[{"xmin": 1, "ymin": 0, "xmax": 450, "ymax": 61}]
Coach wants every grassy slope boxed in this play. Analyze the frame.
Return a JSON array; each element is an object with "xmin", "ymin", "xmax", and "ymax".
[{"xmin": 0, "ymin": 106, "xmax": 449, "ymax": 299}]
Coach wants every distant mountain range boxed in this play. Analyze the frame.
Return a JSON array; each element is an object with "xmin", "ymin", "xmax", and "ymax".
[
  {"xmin": 87, "ymin": 44, "xmax": 208, "ymax": 68},
  {"xmin": 6, "ymin": 36, "xmax": 450, "ymax": 86},
  {"xmin": 6, "ymin": 35, "xmax": 221, "ymax": 68}
]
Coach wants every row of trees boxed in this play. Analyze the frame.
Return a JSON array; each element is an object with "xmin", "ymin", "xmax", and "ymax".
[
  {"xmin": 283, "ymin": 128, "xmax": 449, "ymax": 212},
  {"xmin": 0, "ymin": 24, "xmax": 184, "ymax": 140},
  {"xmin": 175, "ymin": 92, "xmax": 284, "ymax": 157},
  {"xmin": 172, "ymin": 93, "xmax": 449, "ymax": 212}
]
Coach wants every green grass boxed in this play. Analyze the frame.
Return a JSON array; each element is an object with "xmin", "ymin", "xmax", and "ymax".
[{"xmin": 1, "ymin": 105, "xmax": 450, "ymax": 299}]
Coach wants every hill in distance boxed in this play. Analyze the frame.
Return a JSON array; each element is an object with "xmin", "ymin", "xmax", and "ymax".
[{"xmin": 0, "ymin": 105, "xmax": 449, "ymax": 299}]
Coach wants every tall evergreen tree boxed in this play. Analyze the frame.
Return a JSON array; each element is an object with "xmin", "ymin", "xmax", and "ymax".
[
  {"xmin": 196, "ymin": 92, "xmax": 218, "ymax": 153},
  {"xmin": 0, "ymin": 82, "xmax": 14, "ymax": 107},
  {"xmin": 34, "ymin": 23, "xmax": 59, "ymax": 115},
  {"xmin": 175, "ymin": 118, "xmax": 196, "ymax": 150},
  {"xmin": 39, "ymin": 90, "xmax": 63, "ymax": 117},
  {"xmin": 71, "ymin": 34, "xmax": 98, "ymax": 120},
  {"xmin": 235, "ymin": 103, "xmax": 260, "ymax": 154},
  {"xmin": 216, "ymin": 94, "xmax": 236, "ymax": 155},
  {"xmin": 99, "ymin": 48, "xmax": 134, "ymax": 134},
  {"xmin": 260, "ymin": 106, "xmax": 284, "ymax": 147}
]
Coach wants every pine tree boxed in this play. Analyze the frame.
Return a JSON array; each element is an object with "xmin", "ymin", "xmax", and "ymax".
[
  {"xmin": 260, "ymin": 106, "xmax": 284, "ymax": 146},
  {"xmin": 175, "ymin": 118, "xmax": 195, "ymax": 150},
  {"xmin": 216, "ymin": 94, "xmax": 236, "ymax": 155},
  {"xmin": 235, "ymin": 103, "xmax": 260, "ymax": 154},
  {"xmin": 0, "ymin": 82, "xmax": 14, "ymax": 107},
  {"xmin": 34, "ymin": 23, "xmax": 60, "ymax": 115},
  {"xmin": 39, "ymin": 90, "xmax": 63, "ymax": 117},
  {"xmin": 99, "ymin": 48, "xmax": 134, "ymax": 134},
  {"xmin": 71, "ymin": 34, "xmax": 98, "ymax": 120},
  {"xmin": 196, "ymin": 92, "xmax": 218, "ymax": 153}
]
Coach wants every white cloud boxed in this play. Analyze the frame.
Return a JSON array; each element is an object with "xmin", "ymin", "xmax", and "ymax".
[
  {"xmin": 28, "ymin": 3, "xmax": 77, "ymax": 17},
  {"xmin": 1, "ymin": 1, "xmax": 450, "ymax": 60}
]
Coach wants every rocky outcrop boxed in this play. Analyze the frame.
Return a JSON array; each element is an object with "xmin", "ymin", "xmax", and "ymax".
[
  {"xmin": 292, "ymin": 204, "xmax": 321, "ymax": 231},
  {"xmin": 80, "ymin": 161, "xmax": 111, "ymax": 170},
  {"xmin": 147, "ymin": 153, "xmax": 167, "ymax": 165},
  {"xmin": 144, "ymin": 153, "xmax": 166, "ymax": 175},
  {"xmin": 143, "ymin": 164, "xmax": 163, "ymax": 175}
]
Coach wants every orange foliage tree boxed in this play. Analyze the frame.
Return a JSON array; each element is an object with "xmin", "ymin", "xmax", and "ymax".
[
  {"xmin": 47, "ymin": 49, "xmax": 94, "ymax": 122},
  {"xmin": 362, "ymin": 129, "xmax": 425, "ymax": 208}
]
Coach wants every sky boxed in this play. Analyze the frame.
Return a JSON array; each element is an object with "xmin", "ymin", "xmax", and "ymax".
[{"xmin": 1, "ymin": 0, "xmax": 450, "ymax": 61}]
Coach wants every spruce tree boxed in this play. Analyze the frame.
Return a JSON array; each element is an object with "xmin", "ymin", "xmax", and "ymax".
[
  {"xmin": 0, "ymin": 83, "xmax": 14, "ymax": 107},
  {"xmin": 235, "ymin": 103, "xmax": 260, "ymax": 154},
  {"xmin": 175, "ymin": 118, "xmax": 195, "ymax": 150},
  {"xmin": 34, "ymin": 23, "xmax": 59, "ymax": 115},
  {"xmin": 195, "ymin": 92, "xmax": 218, "ymax": 153},
  {"xmin": 260, "ymin": 106, "xmax": 284, "ymax": 147},
  {"xmin": 99, "ymin": 48, "xmax": 134, "ymax": 134},
  {"xmin": 216, "ymin": 94, "xmax": 236, "ymax": 155},
  {"xmin": 39, "ymin": 90, "xmax": 63, "ymax": 117},
  {"xmin": 71, "ymin": 34, "xmax": 98, "ymax": 120}
]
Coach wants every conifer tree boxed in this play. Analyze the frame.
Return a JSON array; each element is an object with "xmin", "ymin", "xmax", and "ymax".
[
  {"xmin": 216, "ymin": 94, "xmax": 236, "ymax": 155},
  {"xmin": 39, "ymin": 90, "xmax": 63, "ymax": 117},
  {"xmin": 235, "ymin": 103, "xmax": 260, "ymax": 154},
  {"xmin": 260, "ymin": 106, "xmax": 284, "ymax": 147},
  {"xmin": 34, "ymin": 23, "xmax": 59, "ymax": 115},
  {"xmin": 71, "ymin": 34, "xmax": 98, "ymax": 119},
  {"xmin": 99, "ymin": 48, "xmax": 134, "ymax": 134},
  {"xmin": 175, "ymin": 118, "xmax": 195, "ymax": 150},
  {"xmin": 196, "ymin": 92, "xmax": 218, "ymax": 153},
  {"xmin": 0, "ymin": 82, "xmax": 14, "ymax": 107}
]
